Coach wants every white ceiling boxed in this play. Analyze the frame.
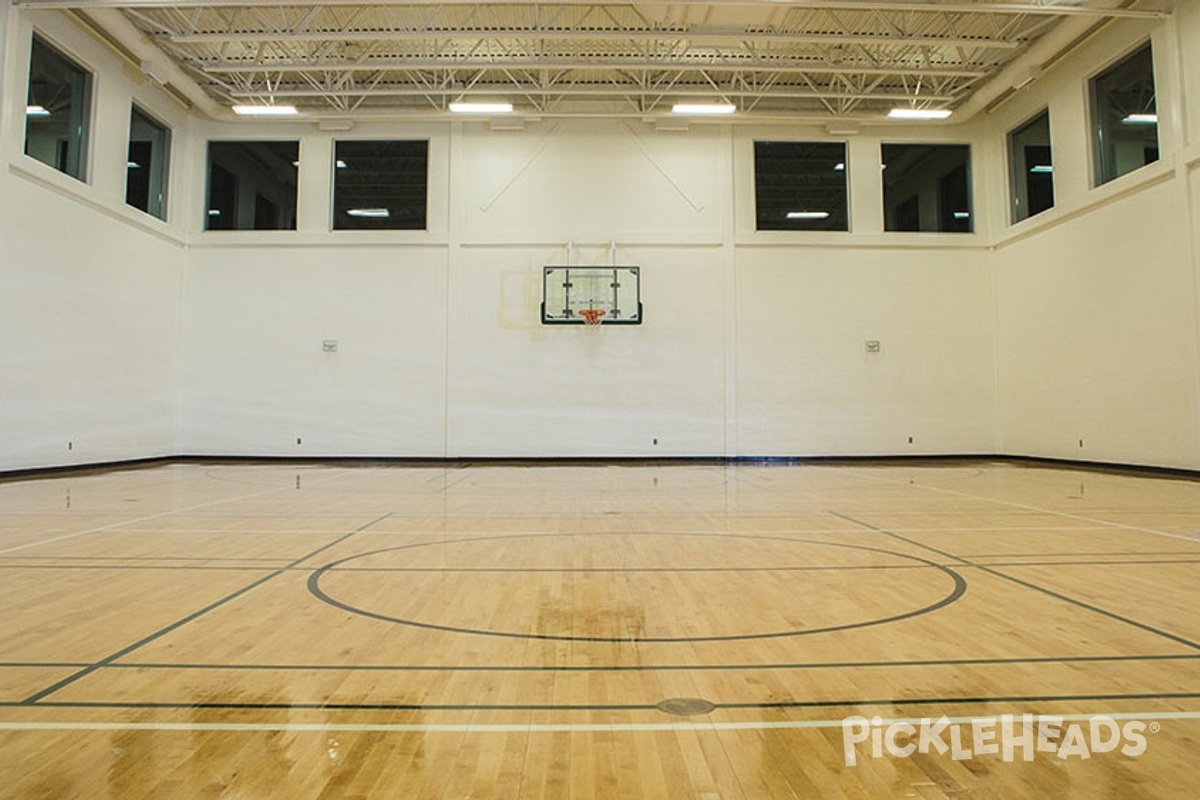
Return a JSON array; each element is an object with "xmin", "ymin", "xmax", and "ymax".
[{"xmin": 21, "ymin": 0, "xmax": 1173, "ymax": 123}]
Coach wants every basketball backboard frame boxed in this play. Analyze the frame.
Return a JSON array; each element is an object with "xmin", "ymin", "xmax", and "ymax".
[{"xmin": 540, "ymin": 266, "xmax": 643, "ymax": 325}]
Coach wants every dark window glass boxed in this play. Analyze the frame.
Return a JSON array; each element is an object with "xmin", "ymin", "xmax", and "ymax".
[
  {"xmin": 333, "ymin": 140, "xmax": 429, "ymax": 230},
  {"xmin": 205, "ymin": 141, "xmax": 298, "ymax": 230},
  {"xmin": 126, "ymin": 106, "xmax": 170, "ymax": 219},
  {"xmin": 753, "ymin": 141, "xmax": 848, "ymax": 231},
  {"xmin": 1091, "ymin": 43, "xmax": 1158, "ymax": 186},
  {"xmin": 882, "ymin": 143, "xmax": 972, "ymax": 233},
  {"xmin": 1008, "ymin": 111, "xmax": 1054, "ymax": 224},
  {"xmin": 25, "ymin": 35, "xmax": 92, "ymax": 181}
]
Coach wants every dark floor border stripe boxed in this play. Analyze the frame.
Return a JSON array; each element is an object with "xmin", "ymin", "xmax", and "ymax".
[
  {"xmin": 7, "ymin": 691, "xmax": 1200, "ymax": 714},
  {"xmin": 5, "ymin": 454, "xmax": 1200, "ymax": 484},
  {"xmin": 5, "ymin": 557, "xmax": 1200, "ymax": 576},
  {"xmin": 8, "ymin": 652, "xmax": 1198, "ymax": 674}
]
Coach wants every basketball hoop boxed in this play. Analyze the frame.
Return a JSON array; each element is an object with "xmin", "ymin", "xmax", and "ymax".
[{"xmin": 578, "ymin": 308, "xmax": 606, "ymax": 327}]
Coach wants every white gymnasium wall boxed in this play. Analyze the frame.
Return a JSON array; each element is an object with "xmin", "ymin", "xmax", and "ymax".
[
  {"xmin": 179, "ymin": 117, "xmax": 998, "ymax": 458},
  {"xmin": 0, "ymin": 7, "xmax": 187, "ymax": 471},
  {"xmin": 5, "ymin": 5, "xmax": 1197, "ymax": 468},
  {"xmin": 177, "ymin": 119, "xmax": 451, "ymax": 457},
  {"xmin": 445, "ymin": 122, "xmax": 729, "ymax": 457},
  {"xmin": 988, "ymin": 15, "xmax": 1200, "ymax": 469}
]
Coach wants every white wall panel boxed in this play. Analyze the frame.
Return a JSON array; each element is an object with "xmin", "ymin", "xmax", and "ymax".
[
  {"xmin": 996, "ymin": 179, "xmax": 1200, "ymax": 469},
  {"xmin": 736, "ymin": 246, "xmax": 997, "ymax": 456},
  {"xmin": 446, "ymin": 245, "xmax": 727, "ymax": 457},
  {"xmin": 458, "ymin": 120, "xmax": 724, "ymax": 244},
  {"xmin": 180, "ymin": 245, "xmax": 448, "ymax": 456},
  {"xmin": 0, "ymin": 175, "xmax": 184, "ymax": 469}
]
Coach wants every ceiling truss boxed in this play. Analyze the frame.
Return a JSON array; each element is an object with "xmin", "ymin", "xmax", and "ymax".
[{"xmin": 19, "ymin": 0, "xmax": 1172, "ymax": 120}]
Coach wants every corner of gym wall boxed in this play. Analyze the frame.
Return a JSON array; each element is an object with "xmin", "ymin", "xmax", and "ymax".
[
  {"xmin": 989, "ymin": 14, "xmax": 1200, "ymax": 470},
  {"xmin": 0, "ymin": 5, "xmax": 186, "ymax": 471}
]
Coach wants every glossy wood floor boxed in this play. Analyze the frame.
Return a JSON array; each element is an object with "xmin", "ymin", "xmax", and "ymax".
[{"xmin": 1, "ymin": 459, "xmax": 1199, "ymax": 799}]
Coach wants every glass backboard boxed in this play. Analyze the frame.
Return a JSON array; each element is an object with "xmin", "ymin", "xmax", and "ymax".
[{"xmin": 541, "ymin": 266, "xmax": 642, "ymax": 325}]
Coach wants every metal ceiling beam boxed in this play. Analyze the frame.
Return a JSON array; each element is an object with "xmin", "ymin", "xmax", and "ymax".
[
  {"xmin": 226, "ymin": 85, "xmax": 959, "ymax": 102},
  {"xmin": 164, "ymin": 28, "xmax": 1028, "ymax": 50},
  {"xmin": 195, "ymin": 59, "xmax": 991, "ymax": 79},
  {"xmin": 13, "ymin": 0, "xmax": 1172, "ymax": 20}
]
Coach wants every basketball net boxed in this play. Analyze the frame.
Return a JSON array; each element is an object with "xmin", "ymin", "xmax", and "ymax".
[{"xmin": 579, "ymin": 308, "xmax": 606, "ymax": 327}]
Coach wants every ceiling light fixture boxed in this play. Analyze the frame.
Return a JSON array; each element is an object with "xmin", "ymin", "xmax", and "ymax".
[
  {"xmin": 449, "ymin": 102, "xmax": 513, "ymax": 114},
  {"xmin": 1029, "ymin": 165, "xmax": 1054, "ymax": 174},
  {"xmin": 786, "ymin": 211, "xmax": 830, "ymax": 220},
  {"xmin": 888, "ymin": 108, "xmax": 952, "ymax": 120},
  {"xmin": 26, "ymin": 105, "xmax": 50, "ymax": 116},
  {"xmin": 672, "ymin": 103, "xmax": 736, "ymax": 115},
  {"xmin": 232, "ymin": 104, "xmax": 299, "ymax": 116},
  {"xmin": 1122, "ymin": 113, "xmax": 1157, "ymax": 125},
  {"xmin": 346, "ymin": 208, "xmax": 390, "ymax": 218}
]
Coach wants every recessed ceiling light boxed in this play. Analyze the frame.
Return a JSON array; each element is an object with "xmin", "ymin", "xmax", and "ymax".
[
  {"xmin": 1122, "ymin": 113, "xmax": 1157, "ymax": 125},
  {"xmin": 1029, "ymin": 165, "xmax": 1054, "ymax": 174},
  {"xmin": 887, "ymin": 108, "xmax": 952, "ymax": 120},
  {"xmin": 231, "ymin": 104, "xmax": 299, "ymax": 116},
  {"xmin": 834, "ymin": 162, "xmax": 845, "ymax": 171},
  {"xmin": 346, "ymin": 208, "xmax": 390, "ymax": 218},
  {"xmin": 127, "ymin": 161, "xmax": 141, "ymax": 169},
  {"xmin": 26, "ymin": 105, "xmax": 50, "ymax": 116},
  {"xmin": 671, "ymin": 103, "xmax": 736, "ymax": 115},
  {"xmin": 449, "ymin": 102, "xmax": 513, "ymax": 114},
  {"xmin": 786, "ymin": 211, "xmax": 830, "ymax": 220},
  {"xmin": 336, "ymin": 160, "xmax": 348, "ymax": 169},
  {"xmin": 953, "ymin": 211, "xmax": 971, "ymax": 220}
]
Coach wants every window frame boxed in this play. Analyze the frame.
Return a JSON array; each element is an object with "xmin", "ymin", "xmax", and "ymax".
[
  {"xmin": 1006, "ymin": 108, "xmax": 1055, "ymax": 225},
  {"xmin": 330, "ymin": 138, "xmax": 431, "ymax": 231},
  {"xmin": 880, "ymin": 142, "xmax": 974, "ymax": 234},
  {"xmin": 1088, "ymin": 40, "xmax": 1159, "ymax": 188},
  {"xmin": 752, "ymin": 140, "xmax": 850, "ymax": 232},
  {"xmin": 24, "ymin": 32, "xmax": 95, "ymax": 183},
  {"xmin": 125, "ymin": 103, "xmax": 172, "ymax": 221},
  {"xmin": 203, "ymin": 140, "xmax": 300, "ymax": 231}
]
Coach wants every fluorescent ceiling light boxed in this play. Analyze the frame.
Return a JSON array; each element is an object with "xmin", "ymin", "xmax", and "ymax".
[
  {"xmin": 346, "ymin": 208, "xmax": 390, "ymax": 218},
  {"xmin": 336, "ymin": 159, "xmax": 348, "ymax": 169},
  {"xmin": 953, "ymin": 211, "xmax": 971, "ymax": 220},
  {"xmin": 26, "ymin": 105, "xmax": 50, "ymax": 116},
  {"xmin": 449, "ymin": 102, "xmax": 513, "ymax": 113},
  {"xmin": 1122, "ymin": 113, "xmax": 1157, "ymax": 125},
  {"xmin": 672, "ymin": 103, "xmax": 736, "ymax": 115},
  {"xmin": 834, "ymin": 162, "xmax": 845, "ymax": 171},
  {"xmin": 1029, "ymin": 165, "xmax": 1054, "ymax": 174},
  {"xmin": 207, "ymin": 209, "xmax": 221, "ymax": 216},
  {"xmin": 887, "ymin": 108, "xmax": 952, "ymax": 120},
  {"xmin": 786, "ymin": 211, "xmax": 830, "ymax": 220},
  {"xmin": 231, "ymin": 104, "xmax": 298, "ymax": 116},
  {"xmin": 127, "ymin": 161, "xmax": 141, "ymax": 169}
]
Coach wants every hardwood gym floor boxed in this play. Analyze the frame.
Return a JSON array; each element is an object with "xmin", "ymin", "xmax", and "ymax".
[{"xmin": 0, "ymin": 459, "xmax": 1198, "ymax": 798}]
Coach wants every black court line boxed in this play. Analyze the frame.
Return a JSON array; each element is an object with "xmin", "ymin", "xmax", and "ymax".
[
  {"xmin": 831, "ymin": 512, "xmax": 1200, "ymax": 652},
  {"xmin": 5, "ymin": 653, "xmax": 1200, "ymax": 673},
  {"xmin": 307, "ymin": 532, "xmax": 967, "ymax": 643},
  {"xmin": 0, "ymin": 564, "xmax": 285, "ymax": 573},
  {"xmin": 948, "ymin": 550, "xmax": 1200, "ymax": 558},
  {"xmin": 6, "ymin": 690, "xmax": 1200, "ymax": 714},
  {"xmin": 0, "ymin": 555, "xmax": 289, "ymax": 562},
  {"xmin": 19, "ymin": 512, "xmax": 393, "ymax": 706},
  {"xmin": 5, "ymin": 558, "xmax": 1200, "ymax": 576}
]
